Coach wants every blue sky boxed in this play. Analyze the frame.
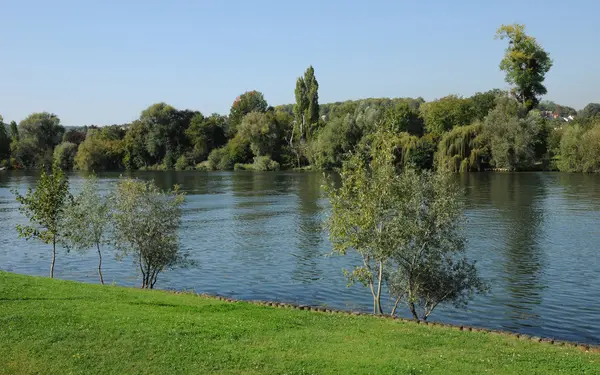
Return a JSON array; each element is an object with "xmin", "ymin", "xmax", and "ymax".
[{"xmin": 1, "ymin": 0, "xmax": 598, "ymax": 126}]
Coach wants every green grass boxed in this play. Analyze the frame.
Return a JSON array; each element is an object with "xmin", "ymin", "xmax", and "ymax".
[{"xmin": 0, "ymin": 272, "xmax": 598, "ymax": 375}]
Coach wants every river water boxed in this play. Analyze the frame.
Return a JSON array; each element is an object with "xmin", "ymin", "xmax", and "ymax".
[{"xmin": 1, "ymin": 171, "xmax": 599, "ymax": 344}]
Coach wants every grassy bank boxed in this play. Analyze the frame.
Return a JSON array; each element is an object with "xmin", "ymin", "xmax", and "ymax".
[{"xmin": 0, "ymin": 272, "xmax": 598, "ymax": 374}]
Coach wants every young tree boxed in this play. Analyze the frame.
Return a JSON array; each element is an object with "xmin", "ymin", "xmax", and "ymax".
[
  {"xmin": 326, "ymin": 130, "xmax": 486, "ymax": 317},
  {"xmin": 384, "ymin": 169, "xmax": 487, "ymax": 320},
  {"xmin": 111, "ymin": 178, "xmax": 189, "ymax": 289},
  {"xmin": 61, "ymin": 175, "xmax": 111, "ymax": 284},
  {"xmin": 13, "ymin": 163, "xmax": 71, "ymax": 278},
  {"xmin": 495, "ymin": 24, "xmax": 553, "ymax": 111}
]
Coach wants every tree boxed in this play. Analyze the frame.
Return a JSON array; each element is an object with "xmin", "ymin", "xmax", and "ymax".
[
  {"xmin": 61, "ymin": 175, "xmax": 111, "ymax": 284},
  {"xmin": 326, "ymin": 130, "xmax": 485, "ymax": 317},
  {"xmin": 483, "ymin": 97, "xmax": 546, "ymax": 170},
  {"xmin": 580, "ymin": 103, "xmax": 600, "ymax": 120},
  {"xmin": 384, "ymin": 169, "xmax": 487, "ymax": 319},
  {"xmin": 237, "ymin": 112, "xmax": 283, "ymax": 158},
  {"xmin": 470, "ymin": 89, "xmax": 503, "ymax": 121},
  {"xmin": 436, "ymin": 123, "xmax": 489, "ymax": 172},
  {"xmin": 9, "ymin": 121, "xmax": 19, "ymax": 142},
  {"xmin": 420, "ymin": 95, "xmax": 475, "ymax": 135},
  {"xmin": 14, "ymin": 112, "xmax": 65, "ymax": 168},
  {"xmin": 0, "ymin": 115, "xmax": 10, "ymax": 161},
  {"xmin": 228, "ymin": 91, "xmax": 268, "ymax": 136},
  {"xmin": 111, "ymin": 178, "xmax": 189, "ymax": 289},
  {"xmin": 495, "ymin": 24, "xmax": 553, "ymax": 111},
  {"xmin": 75, "ymin": 129, "xmax": 124, "ymax": 171},
  {"xmin": 138, "ymin": 103, "xmax": 197, "ymax": 167},
  {"xmin": 185, "ymin": 113, "xmax": 227, "ymax": 161},
  {"xmin": 293, "ymin": 66, "xmax": 320, "ymax": 141},
  {"xmin": 53, "ymin": 142, "xmax": 78, "ymax": 170},
  {"xmin": 62, "ymin": 128, "xmax": 87, "ymax": 145},
  {"xmin": 13, "ymin": 163, "xmax": 71, "ymax": 278},
  {"xmin": 383, "ymin": 102, "xmax": 424, "ymax": 136}
]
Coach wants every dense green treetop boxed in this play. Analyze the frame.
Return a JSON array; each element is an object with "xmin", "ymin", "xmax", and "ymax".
[{"xmin": 495, "ymin": 24, "xmax": 553, "ymax": 111}]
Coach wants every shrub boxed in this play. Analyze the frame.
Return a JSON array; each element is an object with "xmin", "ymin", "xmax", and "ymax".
[{"xmin": 253, "ymin": 156, "xmax": 280, "ymax": 171}]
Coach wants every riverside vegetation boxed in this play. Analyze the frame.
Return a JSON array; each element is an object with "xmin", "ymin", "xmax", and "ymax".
[{"xmin": 2, "ymin": 24, "xmax": 600, "ymax": 174}]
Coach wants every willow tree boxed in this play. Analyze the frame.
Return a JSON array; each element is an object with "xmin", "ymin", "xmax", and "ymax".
[
  {"xmin": 435, "ymin": 123, "xmax": 488, "ymax": 172},
  {"xmin": 13, "ymin": 163, "xmax": 71, "ymax": 278},
  {"xmin": 495, "ymin": 24, "xmax": 553, "ymax": 111}
]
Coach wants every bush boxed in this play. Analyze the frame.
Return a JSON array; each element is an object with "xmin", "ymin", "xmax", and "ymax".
[
  {"xmin": 174, "ymin": 154, "xmax": 194, "ymax": 171},
  {"xmin": 252, "ymin": 156, "xmax": 280, "ymax": 171},
  {"xmin": 195, "ymin": 161, "xmax": 211, "ymax": 171},
  {"xmin": 207, "ymin": 147, "xmax": 231, "ymax": 170}
]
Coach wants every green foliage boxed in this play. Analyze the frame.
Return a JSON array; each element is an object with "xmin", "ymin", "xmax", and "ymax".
[
  {"xmin": 420, "ymin": 95, "xmax": 475, "ymax": 135},
  {"xmin": 293, "ymin": 65, "xmax": 320, "ymax": 140},
  {"xmin": 383, "ymin": 102, "xmax": 424, "ymax": 135},
  {"xmin": 483, "ymin": 97, "xmax": 546, "ymax": 170},
  {"xmin": 62, "ymin": 128, "xmax": 87, "ymax": 145},
  {"xmin": 9, "ymin": 121, "xmax": 19, "ymax": 142},
  {"xmin": 326, "ymin": 131, "xmax": 485, "ymax": 318},
  {"xmin": 310, "ymin": 114, "xmax": 362, "ymax": 169},
  {"xmin": 174, "ymin": 154, "xmax": 195, "ymax": 171},
  {"xmin": 436, "ymin": 123, "xmax": 488, "ymax": 172},
  {"xmin": 470, "ymin": 89, "xmax": 503, "ymax": 121},
  {"xmin": 237, "ymin": 111, "xmax": 284, "ymax": 158},
  {"xmin": 53, "ymin": 142, "xmax": 78, "ymax": 170},
  {"xmin": 538, "ymin": 100, "xmax": 577, "ymax": 117},
  {"xmin": 252, "ymin": 156, "xmax": 281, "ymax": 171},
  {"xmin": 13, "ymin": 163, "xmax": 72, "ymax": 278},
  {"xmin": 0, "ymin": 115, "xmax": 10, "ymax": 161},
  {"xmin": 61, "ymin": 175, "xmax": 111, "ymax": 284},
  {"xmin": 495, "ymin": 24, "xmax": 553, "ymax": 111},
  {"xmin": 10, "ymin": 113, "xmax": 64, "ymax": 168},
  {"xmin": 185, "ymin": 113, "xmax": 227, "ymax": 161},
  {"xmin": 111, "ymin": 178, "xmax": 189, "ymax": 289},
  {"xmin": 228, "ymin": 91, "xmax": 268, "ymax": 136},
  {"xmin": 579, "ymin": 103, "xmax": 600, "ymax": 120},
  {"xmin": 557, "ymin": 122, "xmax": 600, "ymax": 172},
  {"xmin": 75, "ymin": 129, "xmax": 125, "ymax": 171}
]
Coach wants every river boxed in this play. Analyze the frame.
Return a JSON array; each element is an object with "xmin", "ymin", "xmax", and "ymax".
[{"xmin": 1, "ymin": 171, "xmax": 599, "ymax": 345}]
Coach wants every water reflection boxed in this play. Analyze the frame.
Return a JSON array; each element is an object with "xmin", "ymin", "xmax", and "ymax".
[
  {"xmin": 1, "ymin": 171, "xmax": 600, "ymax": 344},
  {"xmin": 491, "ymin": 173, "xmax": 545, "ymax": 331},
  {"xmin": 292, "ymin": 172, "xmax": 325, "ymax": 283}
]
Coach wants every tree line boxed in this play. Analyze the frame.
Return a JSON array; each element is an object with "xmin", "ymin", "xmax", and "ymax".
[{"xmin": 2, "ymin": 23, "xmax": 600, "ymax": 174}]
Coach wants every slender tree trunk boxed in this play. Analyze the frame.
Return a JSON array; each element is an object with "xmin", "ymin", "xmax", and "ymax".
[
  {"xmin": 375, "ymin": 261, "xmax": 383, "ymax": 314},
  {"xmin": 50, "ymin": 237, "xmax": 56, "ymax": 278},
  {"xmin": 391, "ymin": 297, "xmax": 401, "ymax": 316},
  {"xmin": 409, "ymin": 302, "xmax": 418, "ymax": 320},
  {"xmin": 96, "ymin": 242, "xmax": 104, "ymax": 285}
]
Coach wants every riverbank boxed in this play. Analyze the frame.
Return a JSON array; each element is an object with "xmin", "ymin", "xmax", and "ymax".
[{"xmin": 1, "ymin": 272, "xmax": 598, "ymax": 374}]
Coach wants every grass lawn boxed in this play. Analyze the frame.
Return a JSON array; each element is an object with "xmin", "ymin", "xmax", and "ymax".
[{"xmin": 0, "ymin": 272, "xmax": 598, "ymax": 374}]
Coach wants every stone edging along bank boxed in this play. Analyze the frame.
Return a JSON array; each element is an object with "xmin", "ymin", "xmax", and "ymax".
[{"xmin": 167, "ymin": 290, "xmax": 600, "ymax": 354}]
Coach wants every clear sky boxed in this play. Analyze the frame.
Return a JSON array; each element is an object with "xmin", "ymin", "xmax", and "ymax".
[{"xmin": 1, "ymin": 0, "xmax": 599, "ymax": 126}]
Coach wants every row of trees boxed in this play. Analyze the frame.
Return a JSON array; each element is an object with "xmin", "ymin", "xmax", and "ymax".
[
  {"xmin": 2, "ymin": 23, "xmax": 600, "ymax": 173},
  {"xmin": 14, "ymin": 164, "xmax": 188, "ymax": 288}
]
